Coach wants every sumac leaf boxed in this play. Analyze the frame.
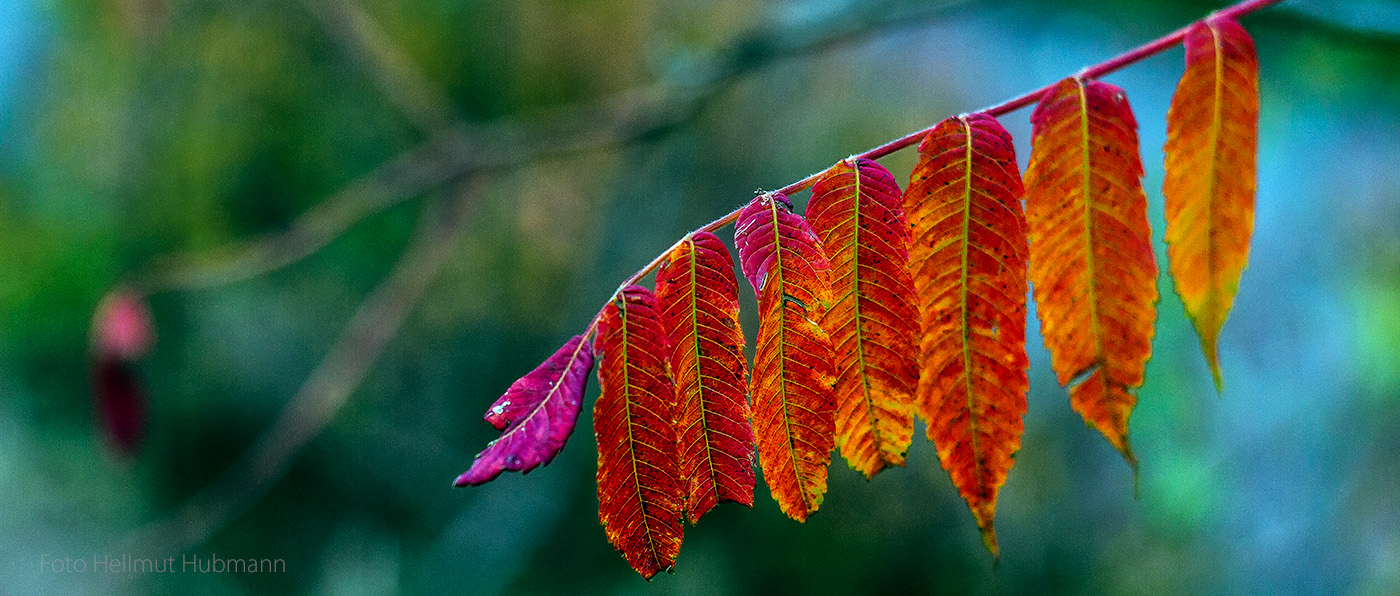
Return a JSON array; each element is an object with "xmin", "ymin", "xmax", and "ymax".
[
  {"xmin": 734, "ymin": 193, "xmax": 836, "ymax": 522},
  {"xmin": 807, "ymin": 158, "xmax": 918, "ymax": 478},
  {"xmin": 454, "ymin": 334, "xmax": 594, "ymax": 486},
  {"xmin": 905, "ymin": 114, "xmax": 1029, "ymax": 556},
  {"xmin": 593, "ymin": 285, "xmax": 683, "ymax": 579},
  {"xmin": 1163, "ymin": 17, "xmax": 1259, "ymax": 389},
  {"xmin": 655, "ymin": 232, "xmax": 756, "ymax": 524},
  {"xmin": 1025, "ymin": 78, "xmax": 1158, "ymax": 466}
]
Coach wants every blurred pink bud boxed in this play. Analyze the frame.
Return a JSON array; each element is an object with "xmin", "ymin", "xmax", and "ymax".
[
  {"xmin": 90, "ymin": 288, "xmax": 153, "ymax": 456},
  {"xmin": 93, "ymin": 289, "xmax": 154, "ymax": 360},
  {"xmin": 91, "ymin": 288, "xmax": 153, "ymax": 358}
]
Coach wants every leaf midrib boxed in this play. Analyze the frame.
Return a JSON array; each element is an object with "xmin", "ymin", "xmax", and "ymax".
[
  {"xmin": 767, "ymin": 198, "xmax": 814, "ymax": 514},
  {"xmin": 686, "ymin": 239, "xmax": 722, "ymax": 513},
  {"xmin": 1076, "ymin": 80, "xmax": 1108, "ymax": 371},
  {"xmin": 958, "ymin": 117, "xmax": 987, "ymax": 491},
  {"xmin": 617, "ymin": 298, "xmax": 661, "ymax": 570}
]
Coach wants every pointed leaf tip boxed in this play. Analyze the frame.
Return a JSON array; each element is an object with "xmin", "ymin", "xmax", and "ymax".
[
  {"xmin": 455, "ymin": 334, "xmax": 594, "ymax": 487},
  {"xmin": 980, "ymin": 523, "xmax": 1000, "ymax": 562}
]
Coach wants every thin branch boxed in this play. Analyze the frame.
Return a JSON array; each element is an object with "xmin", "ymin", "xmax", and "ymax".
[
  {"xmin": 130, "ymin": 127, "xmax": 472, "ymax": 294},
  {"xmin": 129, "ymin": 0, "xmax": 979, "ymax": 296},
  {"xmin": 591, "ymin": 0, "xmax": 1288, "ymax": 335},
  {"xmin": 301, "ymin": 0, "xmax": 458, "ymax": 133},
  {"xmin": 119, "ymin": 178, "xmax": 488, "ymax": 557}
]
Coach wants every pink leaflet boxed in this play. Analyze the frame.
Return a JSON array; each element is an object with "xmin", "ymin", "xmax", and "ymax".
[{"xmin": 455, "ymin": 334, "xmax": 595, "ymax": 486}]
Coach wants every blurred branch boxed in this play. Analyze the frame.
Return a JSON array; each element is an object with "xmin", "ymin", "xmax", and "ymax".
[
  {"xmin": 1259, "ymin": 5, "xmax": 1400, "ymax": 50},
  {"xmin": 120, "ymin": 178, "xmax": 488, "ymax": 557},
  {"xmin": 301, "ymin": 0, "xmax": 458, "ymax": 133},
  {"xmin": 130, "ymin": 0, "xmax": 977, "ymax": 296},
  {"xmin": 131, "ymin": 128, "xmax": 472, "ymax": 293}
]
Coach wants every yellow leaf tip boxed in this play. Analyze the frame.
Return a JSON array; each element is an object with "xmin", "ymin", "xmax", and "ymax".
[{"xmin": 980, "ymin": 524, "xmax": 1000, "ymax": 562}]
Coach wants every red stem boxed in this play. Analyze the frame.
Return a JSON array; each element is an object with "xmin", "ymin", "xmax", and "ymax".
[{"xmin": 588, "ymin": 0, "xmax": 1283, "ymax": 335}]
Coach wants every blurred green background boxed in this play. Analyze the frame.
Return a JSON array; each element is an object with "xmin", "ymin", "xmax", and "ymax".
[{"xmin": 2, "ymin": 0, "xmax": 1398, "ymax": 594}]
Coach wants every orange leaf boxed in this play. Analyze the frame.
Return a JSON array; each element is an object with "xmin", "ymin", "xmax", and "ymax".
[
  {"xmin": 593, "ymin": 285, "xmax": 683, "ymax": 579},
  {"xmin": 1163, "ymin": 17, "xmax": 1259, "ymax": 390},
  {"xmin": 905, "ymin": 113, "xmax": 1029, "ymax": 557},
  {"xmin": 807, "ymin": 158, "xmax": 918, "ymax": 478},
  {"xmin": 734, "ymin": 193, "xmax": 837, "ymax": 522},
  {"xmin": 1025, "ymin": 78, "xmax": 1158, "ymax": 466},
  {"xmin": 655, "ymin": 232, "xmax": 756, "ymax": 523}
]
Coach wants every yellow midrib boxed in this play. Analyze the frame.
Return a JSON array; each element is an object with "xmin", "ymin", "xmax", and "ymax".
[
  {"xmin": 1076, "ymin": 81, "xmax": 1108, "ymax": 369},
  {"xmin": 958, "ymin": 117, "xmax": 986, "ymax": 489},
  {"xmin": 767, "ymin": 198, "xmax": 812, "ymax": 513},
  {"xmin": 848, "ymin": 162, "xmax": 882, "ymax": 464},
  {"xmin": 685, "ymin": 239, "xmax": 722, "ymax": 509},
  {"xmin": 617, "ymin": 298, "xmax": 660, "ymax": 568},
  {"xmin": 1205, "ymin": 21, "xmax": 1226, "ymax": 307}
]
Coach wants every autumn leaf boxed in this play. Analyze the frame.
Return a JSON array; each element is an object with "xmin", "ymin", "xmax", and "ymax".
[
  {"xmin": 905, "ymin": 113, "xmax": 1029, "ymax": 557},
  {"xmin": 655, "ymin": 231, "xmax": 756, "ymax": 524},
  {"xmin": 734, "ymin": 193, "xmax": 836, "ymax": 522},
  {"xmin": 807, "ymin": 158, "xmax": 918, "ymax": 478},
  {"xmin": 1163, "ymin": 17, "xmax": 1259, "ymax": 390},
  {"xmin": 1025, "ymin": 78, "xmax": 1158, "ymax": 466},
  {"xmin": 455, "ymin": 333, "xmax": 594, "ymax": 486},
  {"xmin": 593, "ymin": 285, "xmax": 684, "ymax": 579}
]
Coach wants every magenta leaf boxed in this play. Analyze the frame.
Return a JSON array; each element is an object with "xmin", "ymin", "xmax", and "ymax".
[{"xmin": 455, "ymin": 334, "xmax": 595, "ymax": 486}]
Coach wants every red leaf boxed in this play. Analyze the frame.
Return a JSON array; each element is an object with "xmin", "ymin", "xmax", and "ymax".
[
  {"xmin": 734, "ymin": 193, "xmax": 836, "ymax": 522},
  {"xmin": 593, "ymin": 285, "xmax": 683, "ymax": 579},
  {"xmin": 905, "ymin": 113, "xmax": 1029, "ymax": 556},
  {"xmin": 655, "ymin": 232, "xmax": 756, "ymax": 523},
  {"xmin": 1163, "ymin": 17, "xmax": 1259, "ymax": 389},
  {"xmin": 807, "ymin": 158, "xmax": 919, "ymax": 478},
  {"xmin": 455, "ymin": 334, "xmax": 594, "ymax": 486},
  {"xmin": 1025, "ymin": 78, "xmax": 1158, "ymax": 465}
]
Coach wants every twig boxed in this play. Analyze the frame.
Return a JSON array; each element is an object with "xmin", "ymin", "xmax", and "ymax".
[
  {"xmin": 131, "ymin": 127, "xmax": 472, "ymax": 294},
  {"xmin": 119, "ymin": 178, "xmax": 487, "ymax": 556},
  {"xmin": 590, "ymin": 0, "xmax": 1288, "ymax": 327},
  {"xmin": 301, "ymin": 0, "xmax": 458, "ymax": 133}
]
